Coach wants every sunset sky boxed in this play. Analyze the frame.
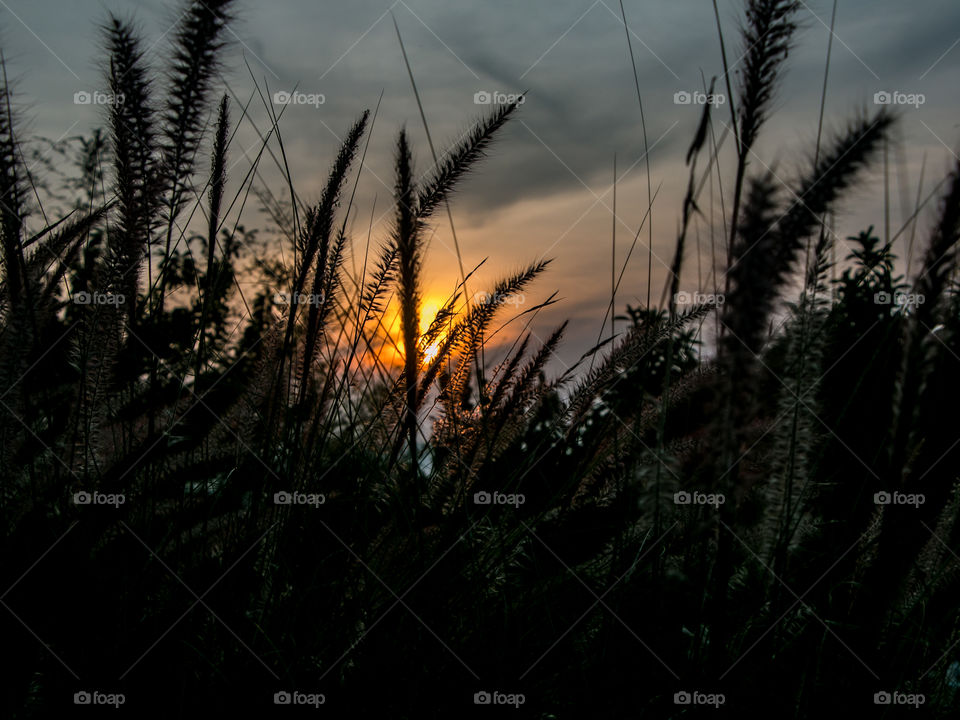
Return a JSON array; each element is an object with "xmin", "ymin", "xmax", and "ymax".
[{"xmin": 3, "ymin": 0, "xmax": 958, "ymax": 368}]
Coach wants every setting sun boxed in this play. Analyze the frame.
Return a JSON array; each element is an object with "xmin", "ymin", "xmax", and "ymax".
[
  {"xmin": 419, "ymin": 296, "xmax": 446, "ymax": 365},
  {"xmin": 379, "ymin": 294, "xmax": 451, "ymax": 367}
]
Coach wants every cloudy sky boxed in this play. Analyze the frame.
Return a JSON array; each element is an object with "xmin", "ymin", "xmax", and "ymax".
[{"xmin": 2, "ymin": 0, "xmax": 958, "ymax": 367}]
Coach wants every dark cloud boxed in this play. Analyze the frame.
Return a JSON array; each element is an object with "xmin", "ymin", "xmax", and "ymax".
[{"xmin": 2, "ymin": 0, "xmax": 957, "ymax": 359}]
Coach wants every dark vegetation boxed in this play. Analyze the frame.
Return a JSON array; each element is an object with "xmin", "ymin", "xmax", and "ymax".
[{"xmin": 2, "ymin": 0, "xmax": 959, "ymax": 717}]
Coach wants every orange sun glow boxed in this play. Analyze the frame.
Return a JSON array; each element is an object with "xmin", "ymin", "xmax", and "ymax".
[{"xmin": 379, "ymin": 295, "xmax": 450, "ymax": 368}]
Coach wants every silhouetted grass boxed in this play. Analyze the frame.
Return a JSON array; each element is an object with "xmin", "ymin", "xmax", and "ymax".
[{"xmin": 1, "ymin": 1, "xmax": 960, "ymax": 718}]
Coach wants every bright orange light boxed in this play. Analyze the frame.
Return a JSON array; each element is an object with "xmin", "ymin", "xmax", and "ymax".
[
  {"xmin": 422, "ymin": 340, "xmax": 442, "ymax": 364},
  {"xmin": 379, "ymin": 294, "xmax": 450, "ymax": 367},
  {"xmin": 418, "ymin": 296, "xmax": 447, "ymax": 366}
]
